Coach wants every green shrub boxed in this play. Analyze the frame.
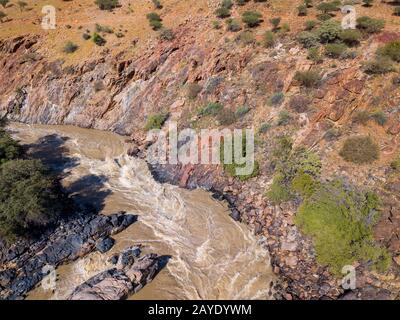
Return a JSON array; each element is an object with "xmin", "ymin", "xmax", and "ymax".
[
  {"xmin": 221, "ymin": 133, "xmax": 260, "ymax": 181},
  {"xmin": 277, "ymin": 110, "xmax": 292, "ymax": 126},
  {"xmin": 339, "ymin": 136, "xmax": 379, "ymax": 164},
  {"xmin": 363, "ymin": 56, "xmax": 395, "ymax": 74},
  {"xmin": 95, "ymin": 0, "xmax": 119, "ymax": 11},
  {"xmin": 294, "ymin": 70, "xmax": 322, "ymax": 88},
  {"xmin": 95, "ymin": 23, "xmax": 113, "ymax": 34},
  {"xmin": 235, "ymin": 105, "xmax": 250, "ymax": 118},
  {"xmin": 0, "ymin": 130, "xmax": 23, "ymax": 164},
  {"xmin": 159, "ymin": 28, "xmax": 175, "ymax": 41},
  {"xmin": 307, "ymin": 46, "xmax": 323, "ymax": 63},
  {"xmin": 215, "ymin": 7, "xmax": 231, "ymax": 18},
  {"xmin": 370, "ymin": 111, "xmax": 387, "ymax": 126},
  {"xmin": 144, "ymin": 113, "xmax": 169, "ymax": 131},
  {"xmin": 378, "ymin": 40, "xmax": 400, "ymax": 62},
  {"xmin": 325, "ymin": 43, "xmax": 347, "ymax": 58},
  {"xmin": 356, "ymin": 16, "xmax": 385, "ymax": 34},
  {"xmin": 236, "ymin": 30, "xmax": 255, "ymax": 45},
  {"xmin": 147, "ymin": 12, "xmax": 163, "ymax": 30},
  {"xmin": 226, "ymin": 18, "xmax": 242, "ymax": 32},
  {"xmin": 304, "ymin": 20, "xmax": 317, "ymax": 31},
  {"xmin": 198, "ymin": 102, "xmax": 223, "ymax": 117},
  {"xmin": 63, "ymin": 41, "xmax": 78, "ymax": 54},
  {"xmin": 242, "ymin": 10, "xmax": 262, "ymax": 28},
  {"xmin": 269, "ymin": 17, "xmax": 281, "ymax": 31},
  {"xmin": 92, "ymin": 32, "xmax": 106, "ymax": 46},
  {"xmin": 297, "ymin": 31, "xmax": 319, "ymax": 48},
  {"xmin": 263, "ymin": 30, "xmax": 276, "ymax": 48},
  {"xmin": 267, "ymin": 92, "xmax": 284, "ymax": 106},
  {"xmin": 258, "ymin": 123, "xmax": 272, "ymax": 134},
  {"xmin": 298, "ymin": 4, "xmax": 308, "ymax": 16},
  {"xmin": 339, "ymin": 29, "xmax": 362, "ymax": 46},
  {"xmin": 352, "ymin": 110, "xmax": 370, "ymax": 125},
  {"xmin": 291, "ymin": 171, "xmax": 317, "ymax": 198},
  {"xmin": 0, "ymin": 159, "xmax": 64, "ymax": 242},
  {"xmin": 267, "ymin": 173, "xmax": 294, "ymax": 203},
  {"xmin": 317, "ymin": 20, "xmax": 342, "ymax": 43},
  {"xmin": 390, "ymin": 156, "xmax": 400, "ymax": 171},
  {"xmin": 295, "ymin": 179, "xmax": 390, "ymax": 275}
]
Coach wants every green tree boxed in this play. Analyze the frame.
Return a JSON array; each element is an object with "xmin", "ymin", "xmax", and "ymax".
[
  {"xmin": 0, "ymin": 159, "xmax": 64, "ymax": 241},
  {"xmin": 95, "ymin": 0, "xmax": 119, "ymax": 11},
  {"xmin": 242, "ymin": 11, "xmax": 262, "ymax": 28}
]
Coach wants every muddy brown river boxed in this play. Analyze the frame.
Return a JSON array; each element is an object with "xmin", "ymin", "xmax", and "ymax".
[{"xmin": 8, "ymin": 123, "xmax": 275, "ymax": 300}]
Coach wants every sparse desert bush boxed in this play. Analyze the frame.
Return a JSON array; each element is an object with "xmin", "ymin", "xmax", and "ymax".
[
  {"xmin": 339, "ymin": 136, "xmax": 379, "ymax": 164},
  {"xmin": 267, "ymin": 92, "xmax": 284, "ymax": 106},
  {"xmin": 289, "ymin": 95, "xmax": 311, "ymax": 113},
  {"xmin": 304, "ymin": 20, "xmax": 317, "ymax": 31},
  {"xmin": 144, "ymin": 113, "xmax": 169, "ymax": 131},
  {"xmin": 307, "ymin": 46, "xmax": 323, "ymax": 63},
  {"xmin": 242, "ymin": 11, "xmax": 262, "ymax": 28},
  {"xmin": 159, "ymin": 28, "xmax": 175, "ymax": 40},
  {"xmin": 235, "ymin": 105, "xmax": 250, "ymax": 118},
  {"xmin": 277, "ymin": 110, "xmax": 292, "ymax": 126},
  {"xmin": 363, "ymin": 56, "xmax": 395, "ymax": 74},
  {"xmin": 297, "ymin": 31, "xmax": 319, "ymax": 48},
  {"xmin": 263, "ymin": 31, "xmax": 276, "ymax": 48},
  {"xmin": 95, "ymin": 0, "xmax": 119, "ymax": 11},
  {"xmin": 226, "ymin": 18, "xmax": 242, "ymax": 32},
  {"xmin": 378, "ymin": 40, "xmax": 400, "ymax": 62},
  {"xmin": 356, "ymin": 16, "xmax": 385, "ymax": 34},
  {"xmin": 198, "ymin": 102, "xmax": 223, "ymax": 117},
  {"xmin": 63, "ymin": 41, "xmax": 78, "ymax": 54},
  {"xmin": 339, "ymin": 29, "xmax": 362, "ymax": 46},
  {"xmin": 294, "ymin": 70, "xmax": 322, "ymax": 88},
  {"xmin": 92, "ymin": 32, "xmax": 106, "ymax": 46},
  {"xmin": 325, "ymin": 43, "xmax": 347, "ymax": 58}
]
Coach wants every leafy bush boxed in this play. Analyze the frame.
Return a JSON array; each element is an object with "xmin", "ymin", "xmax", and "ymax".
[
  {"xmin": 298, "ymin": 4, "xmax": 308, "ymax": 16},
  {"xmin": 295, "ymin": 179, "xmax": 390, "ymax": 275},
  {"xmin": 63, "ymin": 41, "xmax": 78, "ymax": 54},
  {"xmin": 95, "ymin": 0, "xmax": 119, "ymax": 11},
  {"xmin": 370, "ymin": 111, "xmax": 387, "ymax": 126},
  {"xmin": 363, "ymin": 56, "xmax": 395, "ymax": 75},
  {"xmin": 242, "ymin": 11, "xmax": 262, "ymax": 28},
  {"xmin": 304, "ymin": 20, "xmax": 317, "ymax": 31},
  {"xmin": 325, "ymin": 43, "xmax": 347, "ymax": 58},
  {"xmin": 147, "ymin": 12, "xmax": 163, "ymax": 30},
  {"xmin": 267, "ymin": 173, "xmax": 294, "ymax": 203},
  {"xmin": 0, "ymin": 159, "xmax": 64, "ymax": 241},
  {"xmin": 215, "ymin": 7, "xmax": 231, "ymax": 19},
  {"xmin": 198, "ymin": 102, "xmax": 223, "ymax": 117},
  {"xmin": 277, "ymin": 110, "xmax": 292, "ymax": 126},
  {"xmin": 339, "ymin": 29, "xmax": 362, "ymax": 46},
  {"xmin": 294, "ymin": 70, "xmax": 322, "ymax": 88},
  {"xmin": 144, "ymin": 113, "xmax": 169, "ymax": 131},
  {"xmin": 263, "ymin": 30, "xmax": 276, "ymax": 48},
  {"xmin": 235, "ymin": 105, "xmax": 250, "ymax": 118},
  {"xmin": 307, "ymin": 46, "xmax": 323, "ymax": 63},
  {"xmin": 221, "ymin": 133, "xmax": 260, "ymax": 181},
  {"xmin": 267, "ymin": 92, "xmax": 284, "ymax": 106},
  {"xmin": 378, "ymin": 40, "xmax": 400, "ymax": 62},
  {"xmin": 297, "ymin": 31, "xmax": 319, "ymax": 48},
  {"xmin": 92, "ymin": 32, "xmax": 106, "ymax": 46},
  {"xmin": 317, "ymin": 20, "xmax": 342, "ymax": 43},
  {"xmin": 339, "ymin": 136, "xmax": 379, "ymax": 164},
  {"xmin": 226, "ymin": 18, "xmax": 241, "ymax": 32},
  {"xmin": 269, "ymin": 17, "xmax": 281, "ymax": 31},
  {"xmin": 356, "ymin": 16, "xmax": 385, "ymax": 34}
]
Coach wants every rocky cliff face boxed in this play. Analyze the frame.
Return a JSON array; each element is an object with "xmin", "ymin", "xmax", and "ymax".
[{"xmin": 1, "ymin": 1, "xmax": 400, "ymax": 300}]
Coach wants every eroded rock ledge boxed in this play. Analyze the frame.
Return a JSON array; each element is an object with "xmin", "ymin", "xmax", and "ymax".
[
  {"xmin": 68, "ymin": 250, "xmax": 168, "ymax": 300},
  {"xmin": 0, "ymin": 212, "xmax": 136, "ymax": 300}
]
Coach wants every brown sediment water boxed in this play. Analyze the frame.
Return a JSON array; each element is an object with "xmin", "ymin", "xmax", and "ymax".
[{"xmin": 8, "ymin": 122, "xmax": 276, "ymax": 300}]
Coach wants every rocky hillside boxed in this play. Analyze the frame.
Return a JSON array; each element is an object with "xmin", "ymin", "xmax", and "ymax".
[{"xmin": 1, "ymin": 0, "xmax": 400, "ymax": 299}]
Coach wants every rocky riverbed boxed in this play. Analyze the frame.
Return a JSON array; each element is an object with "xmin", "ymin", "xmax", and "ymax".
[{"xmin": 0, "ymin": 211, "xmax": 138, "ymax": 300}]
